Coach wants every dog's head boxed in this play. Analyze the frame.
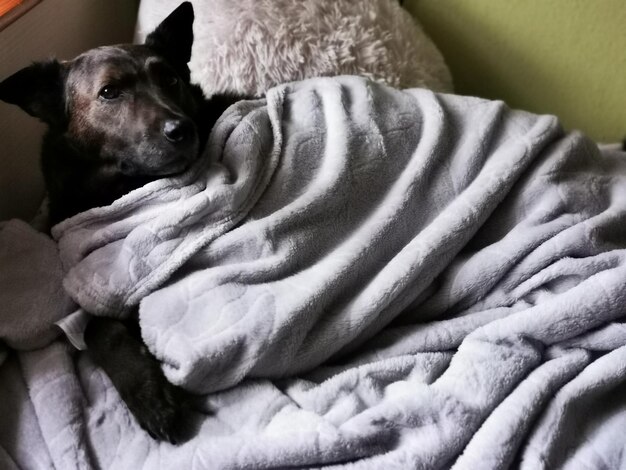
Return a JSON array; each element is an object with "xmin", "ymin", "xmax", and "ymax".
[{"xmin": 0, "ymin": 2, "xmax": 200, "ymax": 178}]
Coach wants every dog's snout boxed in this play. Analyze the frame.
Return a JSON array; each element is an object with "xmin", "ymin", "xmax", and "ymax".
[{"xmin": 163, "ymin": 119, "xmax": 193, "ymax": 144}]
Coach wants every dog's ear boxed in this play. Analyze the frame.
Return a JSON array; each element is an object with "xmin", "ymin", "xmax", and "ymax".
[
  {"xmin": 145, "ymin": 2, "xmax": 194, "ymax": 81},
  {"xmin": 0, "ymin": 60, "xmax": 66, "ymax": 127}
]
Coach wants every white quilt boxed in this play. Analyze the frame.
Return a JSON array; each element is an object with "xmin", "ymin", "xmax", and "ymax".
[{"xmin": 2, "ymin": 76, "xmax": 626, "ymax": 469}]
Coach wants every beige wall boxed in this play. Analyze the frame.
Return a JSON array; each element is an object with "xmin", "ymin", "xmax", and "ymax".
[{"xmin": 0, "ymin": 0, "xmax": 138, "ymax": 221}]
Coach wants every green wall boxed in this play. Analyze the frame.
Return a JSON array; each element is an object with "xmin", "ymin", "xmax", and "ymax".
[{"xmin": 405, "ymin": 0, "xmax": 626, "ymax": 142}]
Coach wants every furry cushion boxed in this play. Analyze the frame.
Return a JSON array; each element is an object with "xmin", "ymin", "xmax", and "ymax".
[{"xmin": 135, "ymin": 0, "xmax": 453, "ymax": 97}]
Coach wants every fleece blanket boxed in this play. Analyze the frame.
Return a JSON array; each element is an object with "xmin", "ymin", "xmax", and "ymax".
[{"xmin": 3, "ymin": 75, "xmax": 626, "ymax": 469}]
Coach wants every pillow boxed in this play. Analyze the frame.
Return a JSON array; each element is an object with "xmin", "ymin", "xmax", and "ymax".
[
  {"xmin": 0, "ymin": 220, "xmax": 74, "ymax": 350},
  {"xmin": 135, "ymin": 0, "xmax": 453, "ymax": 97}
]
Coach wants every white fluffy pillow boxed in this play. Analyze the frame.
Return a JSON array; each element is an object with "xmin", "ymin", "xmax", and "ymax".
[{"xmin": 135, "ymin": 0, "xmax": 453, "ymax": 97}]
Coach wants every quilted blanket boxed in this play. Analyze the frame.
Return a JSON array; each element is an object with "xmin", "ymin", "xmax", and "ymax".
[{"xmin": 3, "ymin": 76, "xmax": 626, "ymax": 469}]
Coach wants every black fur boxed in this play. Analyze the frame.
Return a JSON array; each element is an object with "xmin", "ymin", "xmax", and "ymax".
[
  {"xmin": 84, "ymin": 315, "xmax": 194, "ymax": 443},
  {"xmin": 39, "ymin": 82, "xmax": 236, "ymax": 224},
  {"xmin": 0, "ymin": 2, "xmax": 243, "ymax": 443},
  {"xmin": 0, "ymin": 60, "xmax": 67, "ymax": 128},
  {"xmin": 145, "ymin": 1, "xmax": 194, "ymax": 83}
]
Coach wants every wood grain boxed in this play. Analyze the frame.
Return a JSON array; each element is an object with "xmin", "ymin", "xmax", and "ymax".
[{"xmin": 0, "ymin": 0, "xmax": 42, "ymax": 33}]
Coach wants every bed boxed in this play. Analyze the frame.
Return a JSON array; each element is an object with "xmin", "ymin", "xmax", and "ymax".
[{"xmin": 1, "ymin": 1, "xmax": 626, "ymax": 469}]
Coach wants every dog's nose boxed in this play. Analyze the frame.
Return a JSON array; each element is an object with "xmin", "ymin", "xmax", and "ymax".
[{"xmin": 163, "ymin": 119, "xmax": 193, "ymax": 144}]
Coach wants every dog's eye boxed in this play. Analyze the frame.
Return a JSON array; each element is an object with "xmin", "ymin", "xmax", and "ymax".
[{"xmin": 99, "ymin": 85, "xmax": 121, "ymax": 100}]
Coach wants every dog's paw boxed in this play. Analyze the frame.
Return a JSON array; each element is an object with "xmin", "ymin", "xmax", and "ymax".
[
  {"xmin": 123, "ymin": 373, "xmax": 191, "ymax": 444},
  {"xmin": 113, "ymin": 344, "xmax": 195, "ymax": 444},
  {"xmin": 84, "ymin": 317, "xmax": 197, "ymax": 444}
]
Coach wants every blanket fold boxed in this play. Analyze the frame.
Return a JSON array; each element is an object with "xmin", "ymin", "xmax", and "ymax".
[
  {"xmin": 3, "ymin": 76, "xmax": 626, "ymax": 469},
  {"xmin": 55, "ymin": 77, "xmax": 568, "ymax": 394}
]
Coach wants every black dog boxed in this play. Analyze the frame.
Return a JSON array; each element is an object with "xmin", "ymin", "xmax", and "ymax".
[{"xmin": 0, "ymin": 2, "xmax": 242, "ymax": 443}]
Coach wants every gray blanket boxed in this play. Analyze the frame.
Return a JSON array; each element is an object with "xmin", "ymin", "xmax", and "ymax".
[{"xmin": 3, "ymin": 76, "xmax": 626, "ymax": 469}]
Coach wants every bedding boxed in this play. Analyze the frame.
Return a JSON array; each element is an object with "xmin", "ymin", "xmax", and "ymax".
[{"xmin": 2, "ymin": 76, "xmax": 626, "ymax": 469}]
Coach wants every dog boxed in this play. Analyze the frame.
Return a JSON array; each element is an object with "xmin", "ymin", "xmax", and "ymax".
[{"xmin": 0, "ymin": 2, "xmax": 242, "ymax": 443}]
